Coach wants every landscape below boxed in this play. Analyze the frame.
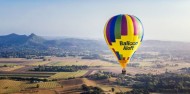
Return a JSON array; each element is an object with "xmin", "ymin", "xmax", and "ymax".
[{"xmin": 0, "ymin": 33, "xmax": 190, "ymax": 94}]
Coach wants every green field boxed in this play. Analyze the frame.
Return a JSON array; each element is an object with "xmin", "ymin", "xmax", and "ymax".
[
  {"xmin": 21, "ymin": 81, "xmax": 60, "ymax": 89},
  {"xmin": 0, "ymin": 70, "xmax": 88, "ymax": 79},
  {"xmin": 28, "ymin": 61, "xmax": 50, "ymax": 66},
  {"xmin": 49, "ymin": 70, "xmax": 88, "ymax": 79},
  {"xmin": 47, "ymin": 61, "xmax": 118, "ymax": 67},
  {"xmin": 0, "ymin": 63, "xmax": 18, "ymax": 66}
]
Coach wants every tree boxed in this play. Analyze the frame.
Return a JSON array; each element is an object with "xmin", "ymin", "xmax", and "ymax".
[
  {"xmin": 81, "ymin": 84, "xmax": 90, "ymax": 91},
  {"xmin": 3, "ymin": 65, "xmax": 8, "ymax": 67},
  {"xmin": 36, "ymin": 84, "xmax": 39, "ymax": 88},
  {"xmin": 111, "ymin": 87, "xmax": 115, "ymax": 92}
]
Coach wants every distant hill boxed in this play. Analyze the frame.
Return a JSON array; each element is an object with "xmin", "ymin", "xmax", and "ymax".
[
  {"xmin": 0, "ymin": 33, "xmax": 45, "ymax": 47},
  {"xmin": 0, "ymin": 33, "xmax": 106, "ymax": 48},
  {"xmin": 0, "ymin": 33, "xmax": 190, "ymax": 58},
  {"xmin": 141, "ymin": 40, "xmax": 190, "ymax": 50},
  {"xmin": 0, "ymin": 33, "xmax": 28, "ymax": 46},
  {"xmin": 139, "ymin": 40, "xmax": 190, "ymax": 53},
  {"xmin": 0, "ymin": 33, "xmax": 107, "ymax": 58}
]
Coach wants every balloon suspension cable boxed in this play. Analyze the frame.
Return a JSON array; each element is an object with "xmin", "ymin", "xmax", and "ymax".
[{"xmin": 122, "ymin": 68, "xmax": 126, "ymax": 74}]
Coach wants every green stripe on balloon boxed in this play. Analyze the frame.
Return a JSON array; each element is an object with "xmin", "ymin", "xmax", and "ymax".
[
  {"xmin": 114, "ymin": 15, "xmax": 122, "ymax": 39},
  {"xmin": 120, "ymin": 54, "xmax": 123, "ymax": 60}
]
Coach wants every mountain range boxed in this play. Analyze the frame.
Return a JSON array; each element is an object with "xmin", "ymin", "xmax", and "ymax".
[
  {"xmin": 0, "ymin": 33, "xmax": 107, "ymax": 57},
  {"xmin": 0, "ymin": 33, "xmax": 190, "ymax": 58},
  {"xmin": 0, "ymin": 33, "xmax": 106, "ymax": 49}
]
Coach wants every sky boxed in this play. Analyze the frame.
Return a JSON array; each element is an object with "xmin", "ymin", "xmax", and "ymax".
[{"xmin": 0, "ymin": 0, "xmax": 190, "ymax": 41}]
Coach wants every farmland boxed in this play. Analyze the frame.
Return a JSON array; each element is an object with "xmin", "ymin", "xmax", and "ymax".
[
  {"xmin": 0, "ymin": 79, "xmax": 60, "ymax": 94},
  {"xmin": 0, "ymin": 79, "xmax": 23, "ymax": 94},
  {"xmin": 47, "ymin": 57, "xmax": 118, "ymax": 67},
  {"xmin": 1, "ymin": 56, "xmax": 190, "ymax": 76},
  {"xmin": 0, "ymin": 65, "xmax": 24, "ymax": 71},
  {"xmin": 0, "ymin": 57, "xmax": 123, "ymax": 93},
  {"xmin": 98, "ymin": 85, "xmax": 132, "ymax": 92},
  {"xmin": 0, "ymin": 72, "xmax": 131, "ymax": 94},
  {"xmin": 21, "ymin": 81, "xmax": 60, "ymax": 89},
  {"xmin": 27, "ymin": 61, "xmax": 51, "ymax": 66},
  {"xmin": 0, "ymin": 63, "xmax": 18, "ymax": 66},
  {"xmin": 1, "ymin": 56, "xmax": 190, "ymax": 93},
  {"xmin": 0, "ymin": 57, "xmax": 99, "ymax": 80}
]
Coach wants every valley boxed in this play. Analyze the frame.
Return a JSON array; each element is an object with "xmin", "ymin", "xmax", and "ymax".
[{"xmin": 0, "ymin": 55, "xmax": 190, "ymax": 94}]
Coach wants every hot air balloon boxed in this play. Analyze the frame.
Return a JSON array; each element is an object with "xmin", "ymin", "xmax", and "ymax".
[{"xmin": 104, "ymin": 14, "xmax": 144, "ymax": 74}]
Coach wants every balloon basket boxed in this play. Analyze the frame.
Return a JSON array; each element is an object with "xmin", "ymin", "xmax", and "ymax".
[{"xmin": 122, "ymin": 69, "xmax": 126, "ymax": 74}]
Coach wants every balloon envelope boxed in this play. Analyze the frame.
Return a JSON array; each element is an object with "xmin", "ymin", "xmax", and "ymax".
[{"xmin": 104, "ymin": 14, "xmax": 144, "ymax": 69}]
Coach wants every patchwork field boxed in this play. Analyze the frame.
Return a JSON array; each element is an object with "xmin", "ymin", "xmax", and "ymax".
[
  {"xmin": 57, "ymin": 78, "xmax": 131, "ymax": 94},
  {"xmin": 0, "ymin": 79, "xmax": 60, "ymax": 94},
  {"xmin": 0, "ymin": 57, "xmax": 190, "ymax": 93},
  {"xmin": 0, "ymin": 78, "xmax": 130, "ymax": 94}
]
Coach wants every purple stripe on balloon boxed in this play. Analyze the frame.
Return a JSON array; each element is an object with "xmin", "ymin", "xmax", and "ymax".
[
  {"xmin": 121, "ymin": 15, "xmax": 127, "ymax": 35},
  {"xmin": 129, "ymin": 15, "xmax": 138, "ymax": 35},
  {"xmin": 106, "ymin": 18, "xmax": 112, "ymax": 45}
]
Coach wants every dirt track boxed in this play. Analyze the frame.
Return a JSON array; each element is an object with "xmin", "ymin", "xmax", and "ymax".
[{"xmin": 83, "ymin": 70, "xmax": 94, "ymax": 77}]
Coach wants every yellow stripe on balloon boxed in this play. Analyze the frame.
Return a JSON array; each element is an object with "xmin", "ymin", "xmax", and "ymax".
[{"xmin": 126, "ymin": 15, "xmax": 134, "ymax": 42}]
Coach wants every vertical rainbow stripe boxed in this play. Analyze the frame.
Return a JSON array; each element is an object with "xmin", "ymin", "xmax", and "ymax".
[{"xmin": 105, "ymin": 14, "xmax": 144, "ymax": 45}]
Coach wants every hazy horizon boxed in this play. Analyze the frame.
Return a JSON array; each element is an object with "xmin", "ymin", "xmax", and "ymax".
[
  {"xmin": 1, "ymin": 33, "xmax": 190, "ymax": 43},
  {"xmin": 1, "ymin": 0, "xmax": 190, "ymax": 41}
]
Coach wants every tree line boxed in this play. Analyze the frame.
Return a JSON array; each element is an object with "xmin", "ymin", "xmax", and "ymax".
[{"xmin": 32, "ymin": 65, "xmax": 88, "ymax": 72}]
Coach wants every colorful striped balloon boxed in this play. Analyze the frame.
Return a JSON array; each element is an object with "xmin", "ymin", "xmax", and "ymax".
[{"xmin": 104, "ymin": 14, "xmax": 144, "ymax": 71}]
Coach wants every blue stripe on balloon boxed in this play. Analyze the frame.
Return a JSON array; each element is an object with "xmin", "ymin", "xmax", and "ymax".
[
  {"xmin": 116, "ymin": 51, "xmax": 121, "ymax": 60},
  {"xmin": 141, "ymin": 32, "xmax": 144, "ymax": 42},
  {"xmin": 110, "ymin": 16, "xmax": 118, "ymax": 42},
  {"xmin": 129, "ymin": 51, "xmax": 136, "ymax": 61}
]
